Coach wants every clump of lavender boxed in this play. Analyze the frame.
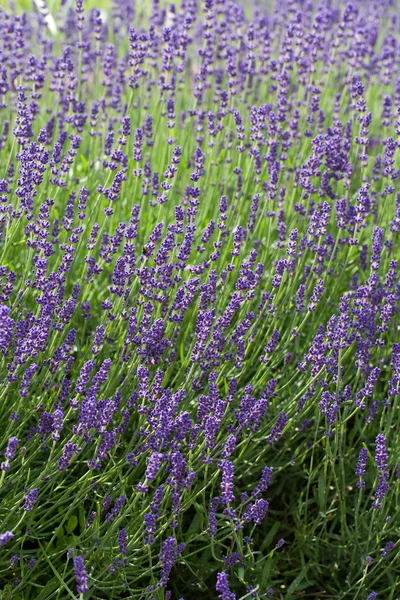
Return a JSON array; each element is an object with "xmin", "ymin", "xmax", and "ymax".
[{"xmin": 0, "ymin": 0, "xmax": 398, "ymax": 598}]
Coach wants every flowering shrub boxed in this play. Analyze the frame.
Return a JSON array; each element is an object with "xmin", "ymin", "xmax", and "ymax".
[{"xmin": 0, "ymin": 0, "xmax": 399, "ymax": 598}]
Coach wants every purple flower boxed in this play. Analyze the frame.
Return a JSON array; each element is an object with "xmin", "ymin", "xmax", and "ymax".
[
  {"xmin": 58, "ymin": 441, "xmax": 79, "ymax": 471},
  {"xmin": 220, "ymin": 460, "xmax": 235, "ymax": 504},
  {"xmin": 75, "ymin": 360, "xmax": 95, "ymax": 394},
  {"xmin": 267, "ymin": 413, "xmax": 288, "ymax": 445},
  {"xmin": 243, "ymin": 499, "xmax": 269, "ymax": 525},
  {"xmin": 0, "ymin": 305, "xmax": 13, "ymax": 355},
  {"xmin": 319, "ymin": 391, "xmax": 339, "ymax": 435},
  {"xmin": 2, "ymin": 437, "xmax": 18, "ymax": 471},
  {"xmin": 144, "ymin": 452, "xmax": 164, "ymax": 484},
  {"xmin": 0, "ymin": 531, "xmax": 14, "ymax": 547},
  {"xmin": 263, "ymin": 330, "xmax": 280, "ymax": 359},
  {"xmin": 296, "ymin": 284, "xmax": 306, "ymax": 312},
  {"xmin": 371, "ymin": 228, "xmax": 384, "ymax": 271},
  {"xmin": 372, "ymin": 474, "xmax": 389, "ymax": 510},
  {"xmin": 118, "ymin": 529, "xmax": 128, "ymax": 555},
  {"xmin": 9, "ymin": 554, "xmax": 19, "ymax": 568},
  {"xmin": 106, "ymin": 495, "xmax": 127, "ymax": 523},
  {"xmin": 381, "ymin": 541, "xmax": 394, "ymax": 558},
  {"xmin": 216, "ymin": 572, "xmax": 236, "ymax": 600},
  {"xmin": 159, "ymin": 537, "xmax": 185, "ymax": 588},
  {"xmin": 73, "ymin": 555, "xmax": 88, "ymax": 594},
  {"xmin": 375, "ymin": 434, "xmax": 388, "ymax": 474},
  {"xmin": 208, "ymin": 512, "xmax": 218, "ymax": 537},
  {"xmin": 144, "ymin": 512, "xmax": 156, "ymax": 545},
  {"xmin": 85, "ymin": 512, "xmax": 96, "ymax": 530},
  {"xmin": 272, "ymin": 259, "xmax": 286, "ymax": 288},
  {"xmin": 24, "ymin": 488, "xmax": 39, "ymax": 512},
  {"xmin": 308, "ymin": 279, "xmax": 324, "ymax": 311},
  {"xmin": 253, "ymin": 467, "xmax": 273, "ymax": 498},
  {"xmin": 356, "ymin": 448, "xmax": 368, "ymax": 488},
  {"xmin": 222, "ymin": 435, "xmax": 237, "ymax": 459},
  {"xmin": 27, "ymin": 558, "xmax": 36, "ymax": 570},
  {"xmin": 223, "ymin": 552, "xmax": 242, "ymax": 570}
]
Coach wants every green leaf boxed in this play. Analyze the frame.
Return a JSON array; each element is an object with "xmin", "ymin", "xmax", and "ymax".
[
  {"xmin": 284, "ymin": 568, "xmax": 307, "ymax": 597},
  {"xmin": 78, "ymin": 504, "xmax": 86, "ymax": 530},
  {"xmin": 55, "ymin": 527, "xmax": 64, "ymax": 543},
  {"xmin": 318, "ymin": 469, "xmax": 326, "ymax": 512},
  {"xmin": 187, "ymin": 511, "xmax": 201, "ymax": 533},
  {"xmin": 260, "ymin": 521, "xmax": 281, "ymax": 551},
  {"xmin": 80, "ymin": 153, "xmax": 89, "ymax": 172},
  {"xmin": 260, "ymin": 558, "xmax": 274, "ymax": 589},
  {"xmin": 65, "ymin": 515, "xmax": 78, "ymax": 533},
  {"xmin": 194, "ymin": 502, "xmax": 206, "ymax": 514}
]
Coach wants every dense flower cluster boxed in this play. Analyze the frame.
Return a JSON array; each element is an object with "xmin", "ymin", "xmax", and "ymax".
[{"xmin": 0, "ymin": 0, "xmax": 399, "ymax": 598}]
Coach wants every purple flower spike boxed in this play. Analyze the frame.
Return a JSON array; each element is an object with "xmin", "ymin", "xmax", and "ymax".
[
  {"xmin": 158, "ymin": 537, "xmax": 185, "ymax": 588},
  {"xmin": 24, "ymin": 488, "xmax": 39, "ymax": 512},
  {"xmin": 381, "ymin": 541, "xmax": 394, "ymax": 558},
  {"xmin": 2, "ymin": 437, "xmax": 18, "ymax": 471},
  {"xmin": 355, "ymin": 448, "xmax": 368, "ymax": 488},
  {"xmin": 220, "ymin": 460, "xmax": 235, "ymax": 504},
  {"xmin": 216, "ymin": 572, "xmax": 236, "ymax": 600},
  {"xmin": 73, "ymin": 555, "xmax": 88, "ymax": 594},
  {"xmin": 118, "ymin": 529, "xmax": 128, "ymax": 555},
  {"xmin": 0, "ymin": 531, "xmax": 14, "ymax": 548},
  {"xmin": 375, "ymin": 434, "xmax": 388, "ymax": 474}
]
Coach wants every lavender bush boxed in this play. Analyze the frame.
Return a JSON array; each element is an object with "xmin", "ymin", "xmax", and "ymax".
[{"xmin": 0, "ymin": 0, "xmax": 399, "ymax": 598}]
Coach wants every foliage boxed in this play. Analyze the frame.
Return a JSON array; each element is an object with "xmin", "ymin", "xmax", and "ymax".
[{"xmin": 0, "ymin": 1, "xmax": 399, "ymax": 599}]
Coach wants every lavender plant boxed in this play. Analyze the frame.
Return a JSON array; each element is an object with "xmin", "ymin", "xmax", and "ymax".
[{"xmin": 0, "ymin": 0, "xmax": 399, "ymax": 598}]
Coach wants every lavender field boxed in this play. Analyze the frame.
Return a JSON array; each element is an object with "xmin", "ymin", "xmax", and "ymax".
[{"xmin": 0, "ymin": 0, "xmax": 399, "ymax": 598}]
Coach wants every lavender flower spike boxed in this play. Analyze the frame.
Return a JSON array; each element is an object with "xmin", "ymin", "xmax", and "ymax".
[
  {"xmin": 1, "ymin": 437, "xmax": 18, "ymax": 471},
  {"xmin": 24, "ymin": 488, "xmax": 39, "ymax": 512},
  {"xmin": 0, "ymin": 531, "xmax": 14, "ymax": 548},
  {"xmin": 355, "ymin": 447, "xmax": 368, "ymax": 488},
  {"xmin": 216, "ymin": 572, "xmax": 236, "ymax": 600},
  {"xmin": 73, "ymin": 555, "xmax": 89, "ymax": 594}
]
